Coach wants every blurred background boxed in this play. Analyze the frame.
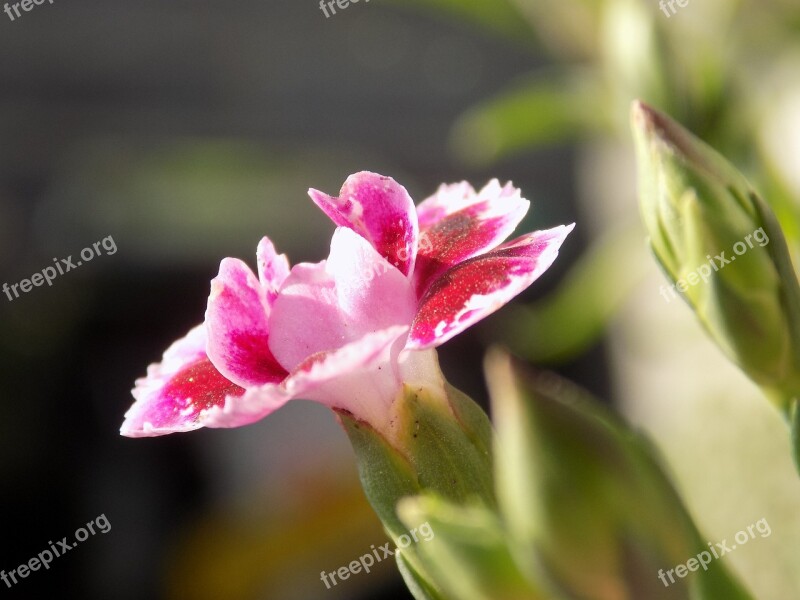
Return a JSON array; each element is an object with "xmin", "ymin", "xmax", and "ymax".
[{"xmin": 0, "ymin": 0, "xmax": 799, "ymax": 598}]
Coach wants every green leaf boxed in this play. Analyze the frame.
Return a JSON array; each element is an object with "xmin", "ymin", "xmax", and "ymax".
[
  {"xmin": 397, "ymin": 495, "xmax": 548, "ymax": 600},
  {"xmin": 396, "ymin": 551, "xmax": 448, "ymax": 600},
  {"xmin": 450, "ymin": 72, "xmax": 607, "ymax": 165},
  {"xmin": 790, "ymin": 398, "xmax": 800, "ymax": 475},
  {"xmin": 485, "ymin": 348, "xmax": 754, "ymax": 600}
]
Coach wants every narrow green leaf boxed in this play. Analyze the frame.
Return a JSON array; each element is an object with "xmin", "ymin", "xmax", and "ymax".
[
  {"xmin": 450, "ymin": 72, "xmax": 606, "ymax": 165},
  {"xmin": 397, "ymin": 495, "xmax": 547, "ymax": 600},
  {"xmin": 790, "ymin": 398, "xmax": 800, "ymax": 475},
  {"xmin": 396, "ymin": 551, "xmax": 447, "ymax": 600},
  {"xmin": 485, "ymin": 349, "xmax": 754, "ymax": 600}
]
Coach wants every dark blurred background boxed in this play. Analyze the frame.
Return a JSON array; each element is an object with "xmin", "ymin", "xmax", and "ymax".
[{"xmin": 0, "ymin": 2, "xmax": 586, "ymax": 599}]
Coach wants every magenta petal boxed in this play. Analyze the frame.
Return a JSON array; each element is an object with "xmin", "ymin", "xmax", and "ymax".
[
  {"xmin": 256, "ymin": 237, "xmax": 290, "ymax": 303},
  {"xmin": 205, "ymin": 258, "xmax": 288, "ymax": 388},
  {"xmin": 414, "ymin": 180, "xmax": 530, "ymax": 298},
  {"xmin": 408, "ymin": 224, "xmax": 575, "ymax": 349},
  {"xmin": 269, "ymin": 228, "xmax": 416, "ymax": 371},
  {"xmin": 121, "ymin": 325, "xmax": 246, "ymax": 437},
  {"xmin": 308, "ymin": 172, "xmax": 419, "ymax": 277}
]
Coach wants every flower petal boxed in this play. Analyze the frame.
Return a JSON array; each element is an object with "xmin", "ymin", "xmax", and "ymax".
[
  {"xmin": 199, "ymin": 382, "xmax": 292, "ymax": 429},
  {"xmin": 415, "ymin": 181, "xmax": 478, "ymax": 229},
  {"xmin": 205, "ymin": 258, "xmax": 288, "ymax": 388},
  {"xmin": 416, "ymin": 179, "xmax": 525, "ymax": 228},
  {"xmin": 269, "ymin": 227, "xmax": 416, "ymax": 371},
  {"xmin": 408, "ymin": 224, "xmax": 575, "ymax": 350},
  {"xmin": 285, "ymin": 326, "xmax": 409, "ymax": 424},
  {"xmin": 308, "ymin": 172, "xmax": 419, "ymax": 276},
  {"xmin": 413, "ymin": 180, "xmax": 530, "ymax": 298},
  {"xmin": 256, "ymin": 236, "xmax": 290, "ymax": 303},
  {"xmin": 121, "ymin": 325, "xmax": 246, "ymax": 437}
]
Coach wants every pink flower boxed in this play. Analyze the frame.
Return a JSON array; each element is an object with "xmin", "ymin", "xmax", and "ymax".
[{"xmin": 121, "ymin": 172, "xmax": 573, "ymax": 440}]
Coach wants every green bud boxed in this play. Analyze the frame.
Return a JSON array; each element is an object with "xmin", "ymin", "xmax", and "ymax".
[
  {"xmin": 485, "ymin": 348, "xmax": 753, "ymax": 600},
  {"xmin": 631, "ymin": 100, "xmax": 800, "ymax": 407}
]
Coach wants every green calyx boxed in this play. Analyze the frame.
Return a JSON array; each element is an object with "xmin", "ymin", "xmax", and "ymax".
[{"xmin": 337, "ymin": 379, "xmax": 495, "ymax": 598}]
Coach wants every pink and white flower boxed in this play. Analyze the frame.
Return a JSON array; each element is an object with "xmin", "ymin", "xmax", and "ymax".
[{"xmin": 121, "ymin": 172, "xmax": 573, "ymax": 440}]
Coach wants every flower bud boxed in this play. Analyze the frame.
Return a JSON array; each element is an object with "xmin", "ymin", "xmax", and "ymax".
[{"xmin": 631, "ymin": 100, "xmax": 800, "ymax": 407}]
